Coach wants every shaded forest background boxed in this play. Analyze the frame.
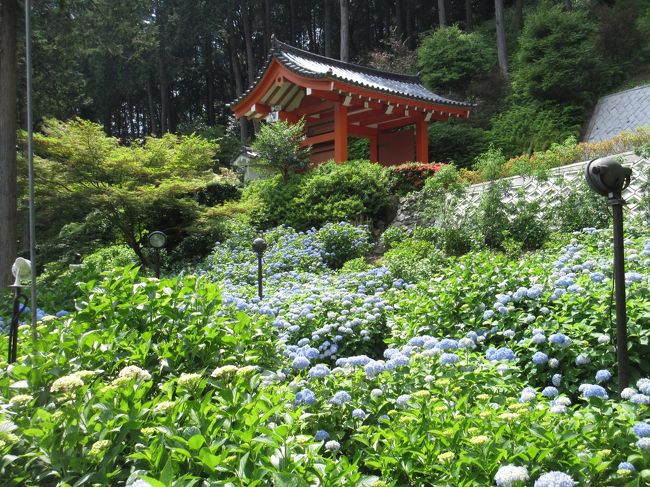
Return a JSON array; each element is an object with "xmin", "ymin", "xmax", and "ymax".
[{"xmin": 17, "ymin": 0, "xmax": 649, "ymax": 158}]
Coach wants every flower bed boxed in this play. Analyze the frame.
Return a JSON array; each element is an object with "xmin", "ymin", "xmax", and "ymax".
[{"xmin": 1, "ymin": 222, "xmax": 650, "ymax": 485}]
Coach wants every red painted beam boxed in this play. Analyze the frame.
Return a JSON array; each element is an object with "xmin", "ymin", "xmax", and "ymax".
[
  {"xmin": 301, "ymin": 132, "xmax": 335, "ymax": 147},
  {"xmin": 293, "ymin": 100, "xmax": 334, "ymax": 116}
]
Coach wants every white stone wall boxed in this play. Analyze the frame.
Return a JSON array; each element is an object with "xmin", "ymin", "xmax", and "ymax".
[
  {"xmin": 392, "ymin": 153, "xmax": 649, "ymax": 230},
  {"xmin": 462, "ymin": 152, "xmax": 648, "ymax": 213}
]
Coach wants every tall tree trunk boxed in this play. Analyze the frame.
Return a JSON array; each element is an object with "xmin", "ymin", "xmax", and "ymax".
[
  {"xmin": 437, "ymin": 0, "xmax": 447, "ymax": 27},
  {"xmin": 324, "ymin": 0, "xmax": 332, "ymax": 56},
  {"xmin": 147, "ymin": 76, "xmax": 156, "ymax": 135},
  {"xmin": 289, "ymin": 0, "xmax": 297, "ymax": 44},
  {"xmin": 395, "ymin": 0, "xmax": 403, "ymax": 38},
  {"xmin": 340, "ymin": 0, "xmax": 350, "ymax": 61},
  {"xmin": 0, "ymin": 0, "xmax": 17, "ymax": 287},
  {"xmin": 564, "ymin": 0, "xmax": 572, "ymax": 10},
  {"xmin": 205, "ymin": 35, "xmax": 215, "ymax": 126},
  {"xmin": 495, "ymin": 0, "xmax": 508, "ymax": 79},
  {"xmin": 405, "ymin": 0, "xmax": 414, "ymax": 48},
  {"xmin": 229, "ymin": 39, "xmax": 249, "ymax": 144},
  {"xmin": 515, "ymin": 0, "xmax": 523, "ymax": 31},
  {"xmin": 241, "ymin": 0, "xmax": 256, "ymax": 85},
  {"xmin": 465, "ymin": 0, "xmax": 472, "ymax": 29},
  {"xmin": 264, "ymin": 0, "xmax": 272, "ymax": 53},
  {"xmin": 158, "ymin": 54, "xmax": 169, "ymax": 133}
]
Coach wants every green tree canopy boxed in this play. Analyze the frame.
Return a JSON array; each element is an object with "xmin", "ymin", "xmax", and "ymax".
[
  {"xmin": 31, "ymin": 118, "xmax": 219, "ymax": 267},
  {"xmin": 417, "ymin": 25, "xmax": 493, "ymax": 95},
  {"xmin": 511, "ymin": 5, "xmax": 608, "ymax": 108}
]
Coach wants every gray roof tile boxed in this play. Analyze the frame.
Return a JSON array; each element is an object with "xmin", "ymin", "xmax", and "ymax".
[{"xmin": 232, "ymin": 39, "xmax": 473, "ymax": 110}]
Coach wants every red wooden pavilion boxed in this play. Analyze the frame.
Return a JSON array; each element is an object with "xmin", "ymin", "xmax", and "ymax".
[{"xmin": 231, "ymin": 38, "xmax": 473, "ymax": 165}]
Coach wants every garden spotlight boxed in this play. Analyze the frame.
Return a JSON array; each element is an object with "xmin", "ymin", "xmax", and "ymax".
[
  {"xmin": 148, "ymin": 231, "xmax": 167, "ymax": 279},
  {"xmin": 252, "ymin": 238, "xmax": 267, "ymax": 299},
  {"xmin": 8, "ymin": 258, "xmax": 31, "ymax": 363},
  {"xmin": 584, "ymin": 156, "xmax": 632, "ymax": 391}
]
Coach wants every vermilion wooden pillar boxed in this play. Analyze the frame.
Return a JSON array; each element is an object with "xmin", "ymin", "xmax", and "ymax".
[
  {"xmin": 369, "ymin": 134, "xmax": 378, "ymax": 162},
  {"xmin": 415, "ymin": 115, "xmax": 429, "ymax": 163},
  {"xmin": 334, "ymin": 103, "xmax": 348, "ymax": 162}
]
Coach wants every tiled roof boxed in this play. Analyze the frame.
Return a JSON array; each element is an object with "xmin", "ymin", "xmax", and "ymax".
[{"xmin": 232, "ymin": 38, "xmax": 473, "ymax": 109}]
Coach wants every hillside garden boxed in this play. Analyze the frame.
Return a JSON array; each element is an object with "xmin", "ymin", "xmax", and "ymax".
[
  {"xmin": 4, "ymin": 1, "xmax": 650, "ymax": 485},
  {"xmin": 1, "ymin": 143, "xmax": 650, "ymax": 484}
]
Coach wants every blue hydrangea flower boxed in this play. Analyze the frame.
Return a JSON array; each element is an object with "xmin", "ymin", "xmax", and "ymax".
[
  {"xmin": 595, "ymin": 369, "xmax": 612, "ymax": 383},
  {"xmin": 364, "ymin": 360, "xmax": 385, "ymax": 379},
  {"xmin": 483, "ymin": 309, "xmax": 495, "ymax": 320},
  {"xmin": 552, "ymin": 374, "xmax": 562, "ymax": 387},
  {"xmin": 294, "ymin": 388, "xmax": 316, "ymax": 405},
  {"xmin": 440, "ymin": 353, "xmax": 459, "ymax": 365},
  {"xmin": 637, "ymin": 437, "xmax": 650, "ymax": 449},
  {"xmin": 630, "ymin": 394, "xmax": 650, "ymax": 405},
  {"xmin": 590, "ymin": 272, "xmax": 605, "ymax": 282},
  {"xmin": 534, "ymin": 471, "xmax": 574, "ymax": 487},
  {"xmin": 395, "ymin": 394, "xmax": 410, "ymax": 407},
  {"xmin": 618, "ymin": 462, "xmax": 635, "ymax": 472},
  {"xmin": 438, "ymin": 338, "xmax": 459, "ymax": 350},
  {"xmin": 575, "ymin": 354, "xmax": 590, "ymax": 366},
  {"xmin": 351, "ymin": 408, "xmax": 367, "ymax": 419},
  {"xmin": 579, "ymin": 384, "xmax": 608, "ymax": 400},
  {"xmin": 531, "ymin": 333, "xmax": 546, "ymax": 345},
  {"xmin": 520, "ymin": 386, "xmax": 537, "ymax": 402},
  {"xmin": 541, "ymin": 386, "xmax": 559, "ymax": 398},
  {"xmin": 314, "ymin": 430, "xmax": 329, "ymax": 441},
  {"xmin": 532, "ymin": 352, "xmax": 549, "ymax": 365},
  {"xmin": 486, "ymin": 347, "xmax": 516, "ymax": 362},
  {"xmin": 329, "ymin": 391, "xmax": 352, "ymax": 406},
  {"xmin": 637, "ymin": 378, "xmax": 650, "ymax": 395},
  {"xmin": 549, "ymin": 333, "xmax": 571, "ymax": 348},
  {"xmin": 308, "ymin": 364, "xmax": 330, "ymax": 379},
  {"xmin": 633, "ymin": 422, "xmax": 650, "ymax": 438},
  {"xmin": 292, "ymin": 356, "xmax": 310, "ymax": 370}
]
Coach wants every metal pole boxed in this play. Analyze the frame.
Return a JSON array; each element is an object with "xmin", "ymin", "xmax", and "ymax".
[
  {"xmin": 155, "ymin": 249, "xmax": 161, "ymax": 279},
  {"xmin": 9, "ymin": 287, "xmax": 22, "ymax": 363},
  {"xmin": 610, "ymin": 195, "xmax": 630, "ymax": 391},
  {"xmin": 257, "ymin": 254, "xmax": 263, "ymax": 299},
  {"xmin": 25, "ymin": 0, "xmax": 38, "ymax": 347}
]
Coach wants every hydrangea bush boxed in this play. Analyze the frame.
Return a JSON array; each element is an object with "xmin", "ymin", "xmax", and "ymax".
[{"xmin": 1, "ymin": 220, "xmax": 650, "ymax": 485}]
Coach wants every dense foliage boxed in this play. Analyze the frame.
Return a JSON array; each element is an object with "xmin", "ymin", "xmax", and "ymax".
[
  {"xmin": 417, "ymin": 25, "xmax": 493, "ymax": 95},
  {"xmin": 30, "ymin": 119, "xmax": 225, "ymax": 268},
  {"xmin": 3, "ymin": 219, "xmax": 650, "ymax": 485},
  {"xmin": 251, "ymin": 119, "xmax": 310, "ymax": 180},
  {"xmin": 242, "ymin": 160, "xmax": 394, "ymax": 230}
]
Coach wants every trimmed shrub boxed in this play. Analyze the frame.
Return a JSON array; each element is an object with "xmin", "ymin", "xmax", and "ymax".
[
  {"xmin": 293, "ymin": 160, "xmax": 393, "ymax": 229},
  {"xmin": 241, "ymin": 174, "xmax": 302, "ymax": 229},
  {"xmin": 389, "ymin": 162, "xmax": 445, "ymax": 194}
]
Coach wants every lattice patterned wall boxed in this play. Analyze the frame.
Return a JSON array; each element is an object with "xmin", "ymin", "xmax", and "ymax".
[{"xmin": 462, "ymin": 152, "xmax": 649, "ymax": 214}]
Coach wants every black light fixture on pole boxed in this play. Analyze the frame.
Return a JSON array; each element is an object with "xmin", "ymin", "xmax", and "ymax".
[
  {"xmin": 148, "ymin": 231, "xmax": 167, "ymax": 279},
  {"xmin": 252, "ymin": 238, "xmax": 267, "ymax": 299},
  {"xmin": 585, "ymin": 156, "xmax": 632, "ymax": 391},
  {"xmin": 8, "ymin": 258, "xmax": 31, "ymax": 363}
]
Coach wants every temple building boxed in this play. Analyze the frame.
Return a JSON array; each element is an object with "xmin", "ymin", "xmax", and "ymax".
[{"xmin": 231, "ymin": 38, "xmax": 472, "ymax": 165}]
